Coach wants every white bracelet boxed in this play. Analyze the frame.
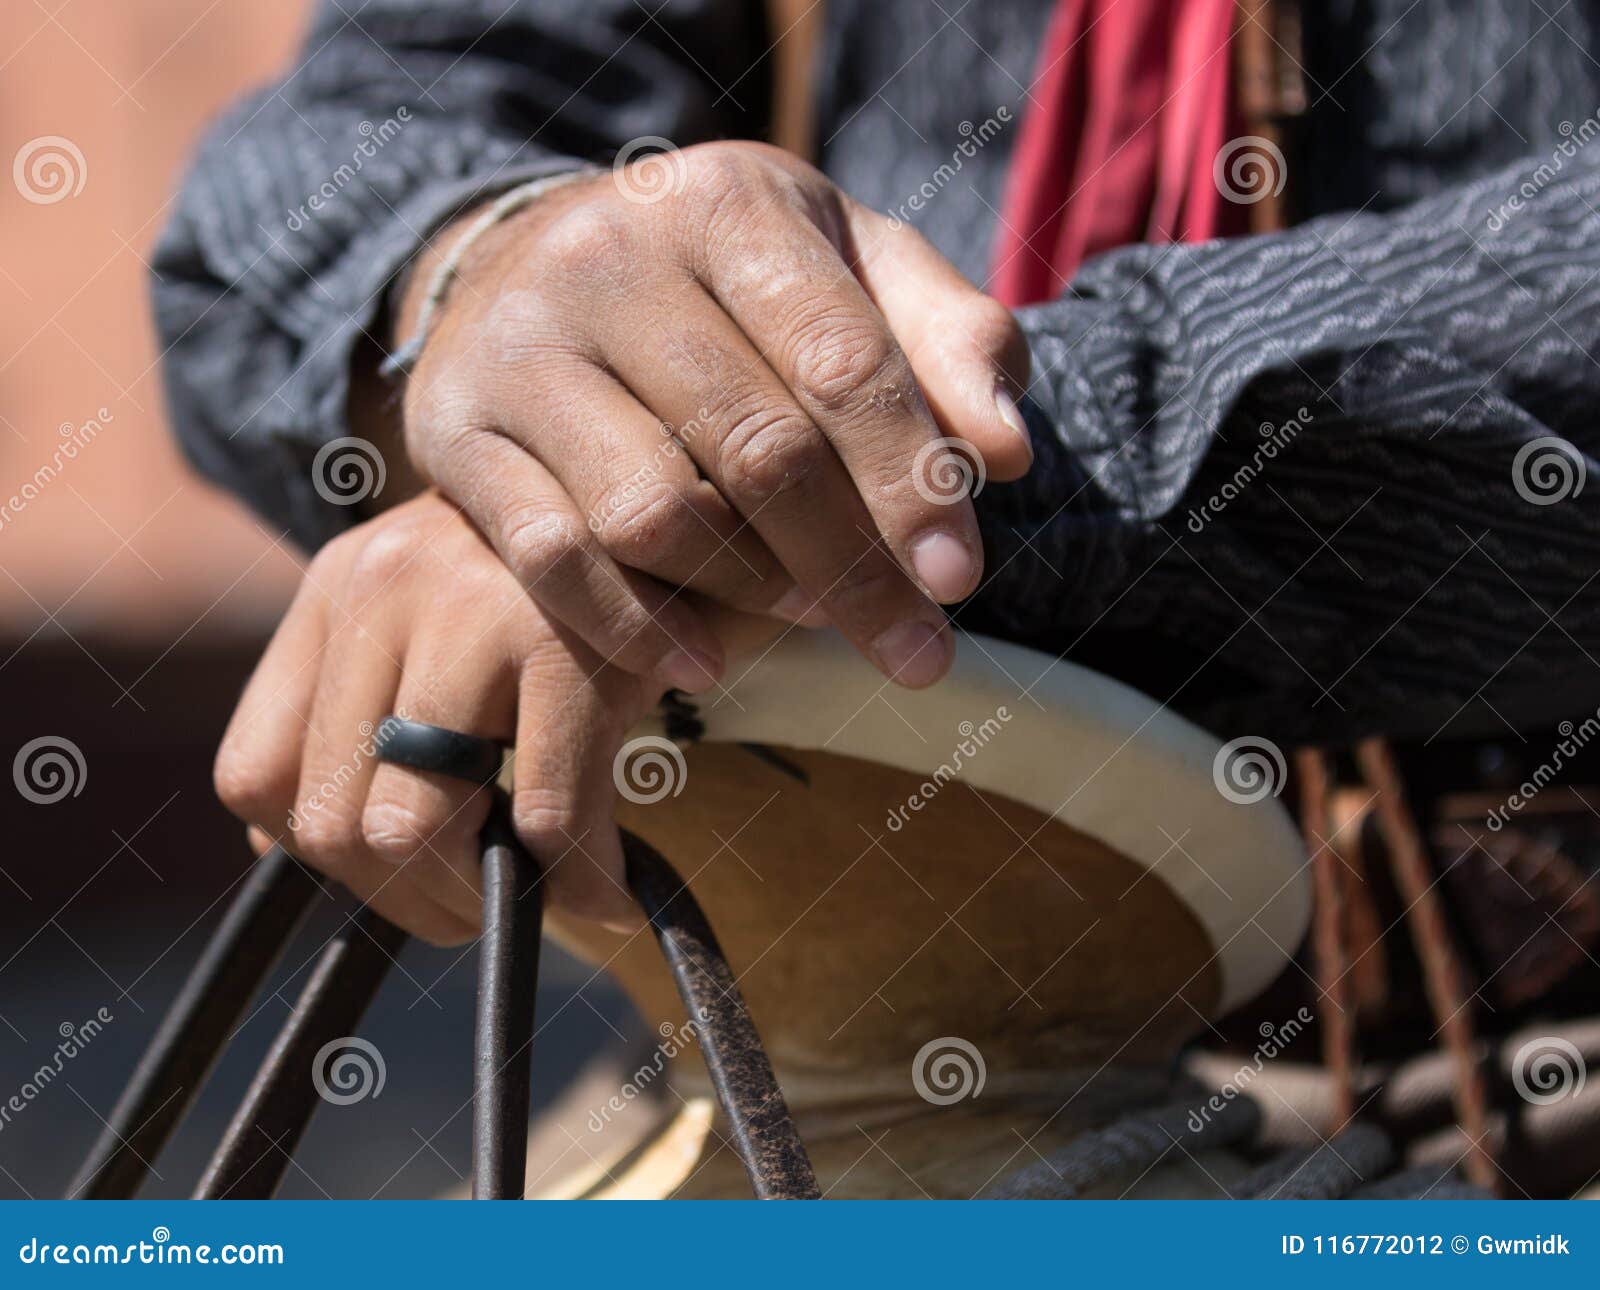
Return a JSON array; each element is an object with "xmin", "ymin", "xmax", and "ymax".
[{"xmin": 383, "ymin": 168, "xmax": 602, "ymax": 378}]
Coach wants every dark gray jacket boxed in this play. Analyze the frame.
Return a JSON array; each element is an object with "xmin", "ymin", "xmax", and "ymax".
[{"xmin": 154, "ymin": 0, "xmax": 1600, "ymax": 743}]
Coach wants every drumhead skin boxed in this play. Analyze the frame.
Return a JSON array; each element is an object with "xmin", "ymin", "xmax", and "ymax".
[{"xmin": 623, "ymin": 630, "xmax": 1310, "ymax": 1015}]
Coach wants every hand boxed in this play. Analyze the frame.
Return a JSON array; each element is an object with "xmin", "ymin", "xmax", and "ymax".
[
  {"xmin": 214, "ymin": 493, "xmax": 657, "ymax": 942},
  {"xmin": 394, "ymin": 141, "xmax": 1031, "ymax": 695}
]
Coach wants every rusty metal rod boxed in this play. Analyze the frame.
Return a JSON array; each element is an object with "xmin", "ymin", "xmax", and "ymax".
[
  {"xmin": 68, "ymin": 845, "xmax": 323, "ymax": 1199},
  {"xmin": 194, "ymin": 908, "xmax": 406, "ymax": 1199},
  {"xmin": 624, "ymin": 833, "xmax": 818, "ymax": 1199}
]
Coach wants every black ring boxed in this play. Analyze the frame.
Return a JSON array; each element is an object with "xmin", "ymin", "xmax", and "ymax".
[{"xmin": 374, "ymin": 717, "xmax": 505, "ymax": 785}]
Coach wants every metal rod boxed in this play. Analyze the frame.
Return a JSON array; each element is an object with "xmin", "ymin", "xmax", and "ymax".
[
  {"xmin": 68, "ymin": 846, "xmax": 323, "ymax": 1199},
  {"xmin": 624, "ymin": 832, "xmax": 819, "ymax": 1200},
  {"xmin": 471, "ymin": 792, "xmax": 543, "ymax": 1198},
  {"xmin": 194, "ymin": 908, "xmax": 406, "ymax": 1199}
]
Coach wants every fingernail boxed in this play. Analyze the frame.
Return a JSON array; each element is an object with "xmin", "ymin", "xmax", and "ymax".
[
  {"xmin": 771, "ymin": 586, "xmax": 830, "ymax": 628},
  {"xmin": 996, "ymin": 386, "xmax": 1033, "ymax": 459},
  {"xmin": 910, "ymin": 530, "xmax": 977, "ymax": 602},
  {"xmin": 658, "ymin": 648, "xmax": 721, "ymax": 694},
  {"xmin": 872, "ymin": 620, "xmax": 951, "ymax": 688}
]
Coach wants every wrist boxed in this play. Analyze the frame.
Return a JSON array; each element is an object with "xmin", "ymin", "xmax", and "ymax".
[{"xmin": 387, "ymin": 169, "xmax": 605, "ymax": 374}]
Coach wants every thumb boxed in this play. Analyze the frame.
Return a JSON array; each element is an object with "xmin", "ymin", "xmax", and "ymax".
[{"xmin": 844, "ymin": 199, "xmax": 1033, "ymax": 483}]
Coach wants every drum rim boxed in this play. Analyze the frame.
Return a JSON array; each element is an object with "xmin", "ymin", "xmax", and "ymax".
[{"xmin": 627, "ymin": 629, "xmax": 1310, "ymax": 1014}]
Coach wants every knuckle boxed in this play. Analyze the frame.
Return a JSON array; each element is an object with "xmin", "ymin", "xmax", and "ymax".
[
  {"xmin": 792, "ymin": 324, "xmax": 909, "ymax": 419},
  {"xmin": 403, "ymin": 374, "xmax": 483, "ymax": 446},
  {"xmin": 360, "ymin": 801, "xmax": 436, "ymax": 865},
  {"xmin": 502, "ymin": 507, "xmax": 592, "ymax": 589},
  {"xmin": 289, "ymin": 809, "xmax": 357, "ymax": 873},
  {"xmin": 961, "ymin": 295, "xmax": 1024, "ymax": 359},
  {"xmin": 537, "ymin": 206, "xmax": 632, "ymax": 278},
  {"xmin": 719, "ymin": 407, "xmax": 822, "ymax": 503},
  {"xmin": 595, "ymin": 481, "xmax": 696, "ymax": 567},
  {"xmin": 347, "ymin": 522, "xmax": 426, "ymax": 592},
  {"xmin": 212, "ymin": 743, "xmax": 291, "ymax": 825},
  {"xmin": 307, "ymin": 526, "xmax": 364, "ymax": 580},
  {"xmin": 684, "ymin": 140, "xmax": 761, "ymax": 198},
  {"xmin": 511, "ymin": 787, "xmax": 580, "ymax": 854},
  {"xmin": 684, "ymin": 148, "xmax": 776, "ymax": 246}
]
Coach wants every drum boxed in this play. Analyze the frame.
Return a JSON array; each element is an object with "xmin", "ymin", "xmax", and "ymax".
[{"xmin": 535, "ymin": 631, "xmax": 1310, "ymax": 1199}]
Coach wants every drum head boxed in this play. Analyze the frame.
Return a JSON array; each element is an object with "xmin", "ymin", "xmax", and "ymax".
[{"xmin": 558, "ymin": 632, "xmax": 1306, "ymax": 1043}]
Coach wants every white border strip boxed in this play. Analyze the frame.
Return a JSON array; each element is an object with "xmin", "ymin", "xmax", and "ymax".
[{"xmin": 636, "ymin": 632, "xmax": 1309, "ymax": 1013}]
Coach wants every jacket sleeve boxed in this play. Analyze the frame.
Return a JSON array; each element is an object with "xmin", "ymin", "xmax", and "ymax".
[
  {"xmin": 967, "ymin": 148, "xmax": 1600, "ymax": 744},
  {"xmin": 152, "ymin": 0, "xmax": 769, "ymax": 551}
]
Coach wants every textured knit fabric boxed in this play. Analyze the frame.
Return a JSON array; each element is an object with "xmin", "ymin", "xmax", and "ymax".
[{"xmin": 153, "ymin": 0, "xmax": 1600, "ymax": 745}]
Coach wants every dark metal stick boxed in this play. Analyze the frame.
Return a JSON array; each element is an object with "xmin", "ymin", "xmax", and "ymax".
[
  {"xmin": 624, "ymin": 833, "xmax": 819, "ymax": 1199},
  {"xmin": 373, "ymin": 718, "xmax": 544, "ymax": 1201},
  {"xmin": 193, "ymin": 908, "xmax": 406, "ymax": 1199},
  {"xmin": 68, "ymin": 846, "xmax": 322, "ymax": 1199},
  {"xmin": 471, "ymin": 792, "xmax": 543, "ymax": 1198}
]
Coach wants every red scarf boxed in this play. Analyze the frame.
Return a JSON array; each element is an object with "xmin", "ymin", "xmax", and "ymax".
[{"xmin": 990, "ymin": 0, "xmax": 1244, "ymax": 307}]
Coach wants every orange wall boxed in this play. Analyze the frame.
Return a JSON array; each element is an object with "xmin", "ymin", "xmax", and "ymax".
[{"xmin": 0, "ymin": 0, "xmax": 314, "ymax": 637}]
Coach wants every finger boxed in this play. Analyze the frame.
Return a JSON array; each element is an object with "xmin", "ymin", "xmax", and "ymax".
[
  {"xmin": 286, "ymin": 589, "xmax": 470, "ymax": 943},
  {"xmin": 482, "ymin": 355, "xmax": 813, "ymax": 622},
  {"xmin": 421, "ymin": 429, "xmax": 726, "ymax": 692},
  {"xmin": 511, "ymin": 658, "xmax": 640, "ymax": 930},
  {"xmin": 289, "ymin": 597, "xmax": 400, "ymax": 868},
  {"xmin": 244, "ymin": 826, "xmax": 469, "ymax": 944},
  {"xmin": 213, "ymin": 576, "xmax": 330, "ymax": 833},
  {"xmin": 604, "ymin": 287, "xmax": 954, "ymax": 688},
  {"xmin": 695, "ymin": 209, "xmax": 986, "ymax": 606},
  {"xmin": 846, "ymin": 200, "xmax": 1033, "ymax": 481},
  {"xmin": 335, "ymin": 860, "xmax": 478, "ymax": 946},
  {"xmin": 361, "ymin": 614, "xmax": 521, "ymax": 928}
]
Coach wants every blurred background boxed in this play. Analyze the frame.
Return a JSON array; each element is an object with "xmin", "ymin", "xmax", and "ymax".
[{"xmin": 0, "ymin": 0, "xmax": 632, "ymax": 1200}]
